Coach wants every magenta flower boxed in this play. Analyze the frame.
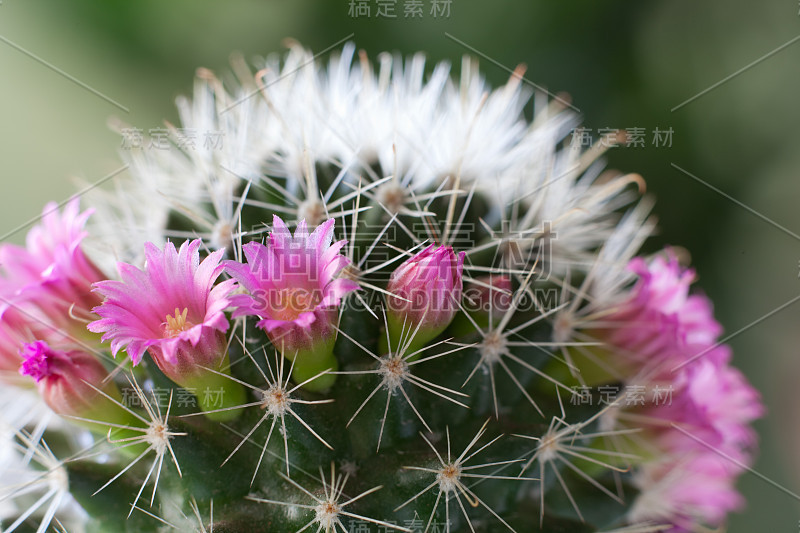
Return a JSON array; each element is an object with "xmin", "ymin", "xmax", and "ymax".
[
  {"xmin": 605, "ymin": 252, "xmax": 762, "ymax": 447},
  {"xmin": 593, "ymin": 249, "xmax": 763, "ymax": 530},
  {"xmin": 0, "ymin": 297, "xmax": 69, "ymax": 382},
  {"xmin": 629, "ymin": 453, "xmax": 745, "ymax": 531},
  {"xmin": 0, "ymin": 199, "xmax": 107, "ymax": 380},
  {"xmin": 646, "ymin": 355, "xmax": 763, "ymax": 454},
  {"xmin": 89, "ymin": 239, "xmax": 244, "ymax": 419},
  {"xmin": 599, "ymin": 252, "xmax": 725, "ymax": 377},
  {"xmin": 618, "ymin": 350, "xmax": 762, "ymax": 531},
  {"xmin": 224, "ymin": 215, "xmax": 358, "ymax": 390},
  {"xmin": 385, "ymin": 244, "xmax": 465, "ymax": 351},
  {"xmin": 18, "ymin": 340, "xmax": 133, "ymax": 428},
  {"xmin": 627, "ymin": 254, "xmax": 722, "ymax": 346},
  {"xmin": 687, "ymin": 359, "xmax": 763, "ymax": 449},
  {"xmin": 0, "ymin": 199, "xmax": 106, "ymax": 331}
]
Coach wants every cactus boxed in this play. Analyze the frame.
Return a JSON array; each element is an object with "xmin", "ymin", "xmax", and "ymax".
[{"xmin": 0, "ymin": 43, "xmax": 762, "ymax": 533}]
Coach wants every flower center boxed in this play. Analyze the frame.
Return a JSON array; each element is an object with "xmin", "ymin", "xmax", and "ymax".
[
  {"xmin": 164, "ymin": 307, "xmax": 193, "ymax": 337},
  {"xmin": 19, "ymin": 341, "xmax": 55, "ymax": 383},
  {"xmin": 272, "ymin": 287, "xmax": 318, "ymax": 322}
]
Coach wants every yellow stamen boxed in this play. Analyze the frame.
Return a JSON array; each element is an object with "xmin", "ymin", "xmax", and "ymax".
[{"xmin": 164, "ymin": 307, "xmax": 192, "ymax": 337}]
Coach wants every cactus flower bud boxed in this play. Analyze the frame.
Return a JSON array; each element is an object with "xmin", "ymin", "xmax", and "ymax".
[
  {"xmin": 224, "ymin": 216, "xmax": 358, "ymax": 391},
  {"xmin": 19, "ymin": 341, "xmax": 133, "ymax": 429},
  {"xmin": 385, "ymin": 245, "xmax": 465, "ymax": 354},
  {"xmin": 88, "ymin": 240, "xmax": 245, "ymax": 421}
]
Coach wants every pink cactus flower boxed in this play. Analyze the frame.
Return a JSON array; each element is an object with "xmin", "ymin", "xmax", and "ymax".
[
  {"xmin": 89, "ymin": 239, "xmax": 232, "ymax": 367},
  {"xmin": 88, "ymin": 240, "xmax": 244, "ymax": 419},
  {"xmin": 598, "ymin": 250, "xmax": 763, "ymax": 531},
  {"xmin": 0, "ymin": 199, "xmax": 106, "ymax": 328},
  {"xmin": 629, "ymin": 453, "xmax": 745, "ymax": 531},
  {"xmin": 645, "ymin": 353, "xmax": 762, "ymax": 459},
  {"xmin": 0, "ymin": 199, "xmax": 107, "ymax": 381},
  {"xmin": 224, "ymin": 216, "xmax": 358, "ymax": 390},
  {"xmin": 602, "ymin": 252, "xmax": 725, "ymax": 376}
]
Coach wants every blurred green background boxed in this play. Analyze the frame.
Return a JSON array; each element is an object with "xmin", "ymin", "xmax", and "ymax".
[{"xmin": 1, "ymin": 1, "xmax": 797, "ymax": 529}]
